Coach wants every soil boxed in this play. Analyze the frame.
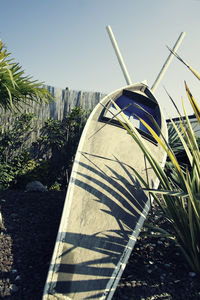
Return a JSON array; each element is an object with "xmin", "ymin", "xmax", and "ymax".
[{"xmin": 0, "ymin": 190, "xmax": 199, "ymax": 300}]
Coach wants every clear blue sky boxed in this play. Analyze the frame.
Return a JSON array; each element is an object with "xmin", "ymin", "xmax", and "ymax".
[{"xmin": 0, "ymin": 0, "xmax": 200, "ymax": 117}]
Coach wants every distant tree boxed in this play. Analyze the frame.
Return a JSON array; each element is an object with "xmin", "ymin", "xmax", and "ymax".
[{"xmin": 0, "ymin": 40, "xmax": 53, "ymax": 111}]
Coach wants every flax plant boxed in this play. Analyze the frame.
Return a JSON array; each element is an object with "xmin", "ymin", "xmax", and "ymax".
[{"xmin": 112, "ymin": 81, "xmax": 200, "ymax": 273}]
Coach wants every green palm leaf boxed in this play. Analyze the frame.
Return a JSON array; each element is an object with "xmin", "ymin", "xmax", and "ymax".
[{"xmin": 0, "ymin": 40, "xmax": 53, "ymax": 111}]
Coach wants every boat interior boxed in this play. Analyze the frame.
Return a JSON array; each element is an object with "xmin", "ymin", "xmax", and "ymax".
[{"xmin": 101, "ymin": 86, "xmax": 161, "ymax": 144}]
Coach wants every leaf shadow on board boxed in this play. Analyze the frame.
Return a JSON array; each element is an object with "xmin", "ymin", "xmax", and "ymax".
[{"xmin": 47, "ymin": 152, "xmax": 151, "ymax": 299}]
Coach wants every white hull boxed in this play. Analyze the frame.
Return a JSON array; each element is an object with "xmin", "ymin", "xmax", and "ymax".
[{"xmin": 43, "ymin": 83, "xmax": 168, "ymax": 299}]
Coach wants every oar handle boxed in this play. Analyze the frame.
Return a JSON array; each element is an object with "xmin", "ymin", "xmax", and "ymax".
[
  {"xmin": 151, "ymin": 32, "xmax": 186, "ymax": 92},
  {"xmin": 106, "ymin": 25, "xmax": 132, "ymax": 85}
]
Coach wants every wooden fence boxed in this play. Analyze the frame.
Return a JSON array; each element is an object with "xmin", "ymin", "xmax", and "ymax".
[{"xmin": 0, "ymin": 85, "xmax": 106, "ymax": 146}]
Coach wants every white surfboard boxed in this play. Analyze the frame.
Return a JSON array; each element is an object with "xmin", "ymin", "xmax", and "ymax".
[{"xmin": 43, "ymin": 82, "xmax": 168, "ymax": 300}]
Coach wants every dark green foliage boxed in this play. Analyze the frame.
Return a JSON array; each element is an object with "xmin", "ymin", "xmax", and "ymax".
[
  {"xmin": 0, "ymin": 107, "xmax": 88, "ymax": 190},
  {"xmin": 167, "ymin": 122, "xmax": 191, "ymax": 166},
  {"xmin": 167, "ymin": 121, "xmax": 200, "ymax": 171},
  {"xmin": 165, "ymin": 123, "xmax": 191, "ymax": 187},
  {"xmin": 0, "ymin": 164, "xmax": 15, "ymax": 190},
  {"xmin": 0, "ymin": 113, "xmax": 37, "ymax": 189},
  {"xmin": 167, "ymin": 123, "xmax": 183, "ymax": 157},
  {"xmin": 30, "ymin": 106, "xmax": 88, "ymax": 189},
  {"xmin": 0, "ymin": 113, "xmax": 36, "ymax": 159},
  {"xmin": 165, "ymin": 121, "xmax": 200, "ymax": 193}
]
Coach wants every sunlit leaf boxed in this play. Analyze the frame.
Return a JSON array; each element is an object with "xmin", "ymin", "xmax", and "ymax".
[
  {"xmin": 167, "ymin": 46, "xmax": 200, "ymax": 81},
  {"xmin": 185, "ymin": 82, "xmax": 200, "ymax": 123}
]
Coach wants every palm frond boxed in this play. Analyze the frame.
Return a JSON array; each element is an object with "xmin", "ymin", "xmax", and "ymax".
[{"xmin": 0, "ymin": 40, "xmax": 54, "ymax": 111}]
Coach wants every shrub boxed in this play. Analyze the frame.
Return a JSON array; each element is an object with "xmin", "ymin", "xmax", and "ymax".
[
  {"xmin": 29, "ymin": 106, "xmax": 88, "ymax": 189},
  {"xmin": 0, "ymin": 107, "xmax": 88, "ymax": 190},
  {"xmin": 0, "ymin": 113, "xmax": 36, "ymax": 189}
]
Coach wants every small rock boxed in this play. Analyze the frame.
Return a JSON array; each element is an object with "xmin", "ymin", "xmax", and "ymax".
[
  {"xmin": 10, "ymin": 213, "xmax": 18, "ymax": 218},
  {"xmin": 10, "ymin": 284, "xmax": 19, "ymax": 293},
  {"xmin": 157, "ymin": 240, "xmax": 163, "ymax": 245},
  {"xmin": 0, "ymin": 212, "xmax": 4, "ymax": 227},
  {"xmin": 160, "ymin": 273, "xmax": 166, "ymax": 280},
  {"xmin": 11, "ymin": 269, "xmax": 18, "ymax": 274},
  {"xmin": 160, "ymin": 276, "xmax": 164, "ymax": 280},
  {"xmin": 164, "ymin": 263, "xmax": 171, "ymax": 268},
  {"xmin": 154, "ymin": 215, "xmax": 162, "ymax": 220},
  {"xmin": 174, "ymin": 279, "xmax": 181, "ymax": 283},
  {"xmin": 125, "ymin": 282, "xmax": 132, "ymax": 287},
  {"xmin": 147, "ymin": 269, "xmax": 153, "ymax": 273},
  {"xmin": 15, "ymin": 275, "xmax": 21, "ymax": 281},
  {"xmin": 189, "ymin": 272, "xmax": 196, "ymax": 277},
  {"xmin": 1, "ymin": 199, "xmax": 6, "ymax": 202},
  {"xmin": 25, "ymin": 181, "xmax": 47, "ymax": 192}
]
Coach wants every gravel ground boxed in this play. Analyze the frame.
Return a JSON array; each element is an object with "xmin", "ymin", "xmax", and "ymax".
[{"xmin": 0, "ymin": 190, "xmax": 200, "ymax": 300}]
